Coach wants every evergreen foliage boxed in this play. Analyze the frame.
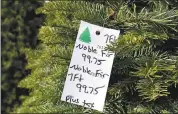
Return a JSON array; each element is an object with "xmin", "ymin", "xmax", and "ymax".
[
  {"xmin": 1, "ymin": 1, "xmax": 44, "ymax": 113},
  {"xmin": 15, "ymin": 0, "xmax": 178, "ymax": 113}
]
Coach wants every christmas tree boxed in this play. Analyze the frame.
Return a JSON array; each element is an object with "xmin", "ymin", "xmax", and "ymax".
[
  {"xmin": 15, "ymin": 0, "xmax": 178, "ymax": 113},
  {"xmin": 79, "ymin": 27, "xmax": 91, "ymax": 43}
]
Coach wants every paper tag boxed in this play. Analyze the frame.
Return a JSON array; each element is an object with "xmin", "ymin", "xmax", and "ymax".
[{"xmin": 61, "ymin": 20, "xmax": 120, "ymax": 112}]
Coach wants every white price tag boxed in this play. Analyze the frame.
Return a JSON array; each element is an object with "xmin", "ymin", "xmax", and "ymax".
[{"xmin": 61, "ymin": 20, "xmax": 120, "ymax": 112}]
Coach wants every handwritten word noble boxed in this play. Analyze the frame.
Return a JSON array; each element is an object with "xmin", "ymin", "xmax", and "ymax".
[
  {"xmin": 76, "ymin": 44, "xmax": 97, "ymax": 54},
  {"xmin": 70, "ymin": 64, "xmax": 109, "ymax": 78}
]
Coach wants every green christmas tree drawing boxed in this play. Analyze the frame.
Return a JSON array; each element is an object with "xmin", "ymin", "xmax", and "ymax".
[{"xmin": 79, "ymin": 27, "xmax": 91, "ymax": 43}]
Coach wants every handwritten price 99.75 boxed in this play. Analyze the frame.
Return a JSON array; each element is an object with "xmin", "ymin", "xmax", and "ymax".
[
  {"xmin": 76, "ymin": 83, "xmax": 105, "ymax": 95},
  {"xmin": 82, "ymin": 54, "xmax": 106, "ymax": 65}
]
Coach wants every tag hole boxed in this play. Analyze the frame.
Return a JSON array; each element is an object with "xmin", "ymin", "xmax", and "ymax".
[{"xmin": 96, "ymin": 31, "xmax": 100, "ymax": 35}]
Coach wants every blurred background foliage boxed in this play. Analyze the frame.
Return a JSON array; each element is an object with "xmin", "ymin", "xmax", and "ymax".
[{"xmin": 1, "ymin": 0, "xmax": 44, "ymax": 113}]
